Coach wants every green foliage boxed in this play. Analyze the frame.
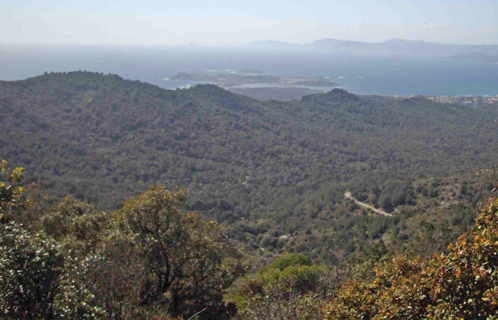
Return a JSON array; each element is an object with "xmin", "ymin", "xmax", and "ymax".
[
  {"xmin": 53, "ymin": 247, "xmax": 144, "ymax": 319},
  {"xmin": 266, "ymin": 253, "xmax": 313, "ymax": 271},
  {"xmin": 3, "ymin": 70, "xmax": 498, "ymax": 317},
  {"xmin": 0, "ymin": 221, "xmax": 63, "ymax": 318},
  {"xmin": 3, "ymin": 71, "xmax": 498, "ymax": 263},
  {"xmin": 262, "ymin": 264, "xmax": 321, "ymax": 294},
  {"xmin": 47, "ymin": 185, "xmax": 245, "ymax": 319},
  {"xmin": 114, "ymin": 186, "xmax": 245, "ymax": 319},
  {"xmin": 260, "ymin": 254, "xmax": 320, "ymax": 294},
  {"xmin": 0, "ymin": 160, "xmax": 29, "ymax": 220},
  {"xmin": 0, "ymin": 161, "xmax": 244, "ymax": 319},
  {"xmin": 326, "ymin": 196, "xmax": 498, "ymax": 319},
  {"xmin": 41, "ymin": 196, "xmax": 106, "ymax": 253},
  {"xmin": 229, "ymin": 253, "xmax": 330, "ymax": 319}
]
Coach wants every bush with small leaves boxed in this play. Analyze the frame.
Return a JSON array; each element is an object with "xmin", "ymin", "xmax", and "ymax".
[
  {"xmin": 229, "ymin": 254, "xmax": 329, "ymax": 319},
  {"xmin": 0, "ymin": 160, "xmax": 29, "ymax": 221},
  {"xmin": 0, "ymin": 222, "xmax": 63, "ymax": 318},
  {"xmin": 325, "ymin": 195, "xmax": 498, "ymax": 319},
  {"xmin": 40, "ymin": 196, "xmax": 107, "ymax": 254}
]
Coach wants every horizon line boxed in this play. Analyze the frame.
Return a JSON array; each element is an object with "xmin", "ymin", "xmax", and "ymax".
[{"xmin": 2, "ymin": 37, "xmax": 498, "ymax": 48}]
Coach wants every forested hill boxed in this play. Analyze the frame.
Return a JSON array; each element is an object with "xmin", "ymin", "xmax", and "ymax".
[{"xmin": 2, "ymin": 71, "xmax": 498, "ymax": 260}]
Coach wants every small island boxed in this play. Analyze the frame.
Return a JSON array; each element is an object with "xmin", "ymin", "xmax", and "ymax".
[
  {"xmin": 169, "ymin": 72, "xmax": 216, "ymax": 81},
  {"xmin": 168, "ymin": 71, "xmax": 340, "ymax": 101},
  {"xmin": 237, "ymin": 69, "xmax": 266, "ymax": 74}
]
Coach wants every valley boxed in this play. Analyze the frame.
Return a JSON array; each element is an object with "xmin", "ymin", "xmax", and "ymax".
[
  {"xmin": 3, "ymin": 0, "xmax": 498, "ymax": 317},
  {"xmin": 2, "ymin": 71, "xmax": 498, "ymax": 319},
  {"xmin": 1, "ymin": 71, "xmax": 497, "ymax": 265}
]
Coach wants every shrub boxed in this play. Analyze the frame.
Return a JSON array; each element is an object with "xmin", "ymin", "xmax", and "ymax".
[
  {"xmin": 0, "ymin": 222, "xmax": 63, "ymax": 318},
  {"xmin": 326, "ymin": 196, "xmax": 498, "ymax": 319}
]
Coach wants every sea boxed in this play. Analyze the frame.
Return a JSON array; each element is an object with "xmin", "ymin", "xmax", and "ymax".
[{"xmin": 1, "ymin": 44, "xmax": 498, "ymax": 97}]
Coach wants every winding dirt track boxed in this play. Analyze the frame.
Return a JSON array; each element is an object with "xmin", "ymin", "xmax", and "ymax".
[{"xmin": 344, "ymin": 192, "xmax": 393, "ymax": 217}]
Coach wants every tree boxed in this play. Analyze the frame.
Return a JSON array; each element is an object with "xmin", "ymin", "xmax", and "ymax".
[
  {"xmin": 46, "ymin": 186, "xmax": 245, "ymax": 319},
  {"xmin": 0, "ymin": 160, "xmax": 29, "ymax": 221},
  {"xmin": 41, "ymin": 196, "xmax": 106, "ymax": 254},
  {"xmin": 114, "ymin": 186, "xmax": 245, "ymax": 319},
  {"xmin": 379, "ymin": 194, "xmax": 394, "ymax": 212},
  {"xmin": 229, "ymin": 254, "xmax": 328, "ymax": 319},
  {"xmin": 1, "ymin": 160, "xmax": 244, "ymax": 319}
]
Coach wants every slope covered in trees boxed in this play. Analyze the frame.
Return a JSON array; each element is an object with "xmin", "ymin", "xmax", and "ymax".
[
  {"xmin": 1, "ymin": 161, "xmax": 245, "ymax": 319},
  {"xmin": 1, "ymin": 71, "xmax": 498, "ymax": 262},
  {"xmin": 3, "ymin": 71, "xmax": 498, "ymax": 318},
  {"xmin": 326, "ymin": 195, "xmax": 498, "ymax": 319},
  {"xmin": 5, "ymin": 159, "xmax": 498, "ymax": 319}
]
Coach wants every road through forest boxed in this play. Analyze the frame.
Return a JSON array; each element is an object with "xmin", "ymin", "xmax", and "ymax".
[{"xmin": 344, "ymin": 192, "xmax": 393, "ymax": 217}]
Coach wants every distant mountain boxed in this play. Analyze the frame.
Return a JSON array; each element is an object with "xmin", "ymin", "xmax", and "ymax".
[
  {"xmin": 310, "ymin": 39, "xmax": 375, "ymax": 54},
  {"xmin": 311, "ymin": 38, "xmax": 498, "ymax": 57},
  {"xmin": 243, "ymin": 40, "xmax": 308, "ymax": 51},
  {"xmin": 245, "ymin": 38, "xmax": 498, "ymax": 59}
]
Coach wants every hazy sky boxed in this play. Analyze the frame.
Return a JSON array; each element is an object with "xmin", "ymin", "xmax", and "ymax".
[{"xmin": 1, "ymin": 0, "xmax": 497, "ymax": 46}]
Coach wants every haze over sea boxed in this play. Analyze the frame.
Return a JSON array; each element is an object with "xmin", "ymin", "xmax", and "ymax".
[{"xmin": 1, "ymin": 45, "xmax": 498, "ymax": 97}]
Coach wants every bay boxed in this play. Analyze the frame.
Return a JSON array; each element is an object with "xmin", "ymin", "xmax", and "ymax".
[{"xmin": 1, "ymin": 44, "xmax": 497, "ymax": 97}]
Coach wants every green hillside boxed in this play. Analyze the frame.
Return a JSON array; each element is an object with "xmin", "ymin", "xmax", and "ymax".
[
  {"xmin": 1, "ymin": 71, "xmax": 498, "ymax": 263},
  {"xmin": 3, "ymin": 71, "xmax": 498, "ymax": 318}
]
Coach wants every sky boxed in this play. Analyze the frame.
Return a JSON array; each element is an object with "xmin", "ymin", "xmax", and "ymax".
[{"xmin": 1, "ymin": 0, "xmax": 497, "ymax": 46}]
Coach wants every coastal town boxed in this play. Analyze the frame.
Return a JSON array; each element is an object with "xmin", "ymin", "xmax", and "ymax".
[{"xmin": 421, "ymin": 95, "xmax": 498, "ymax": 107}]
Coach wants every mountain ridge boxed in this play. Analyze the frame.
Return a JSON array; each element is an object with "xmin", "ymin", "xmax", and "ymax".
[
  {"xmin": 2, "ymin": 71, "xmax": 498, "ymax": 264},
  {"xmin": 244, "ymin": 38, "xmax": 498, "ymax": 57}
]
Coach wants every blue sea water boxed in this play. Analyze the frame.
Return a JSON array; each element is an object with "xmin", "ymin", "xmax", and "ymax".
[{"xmin": 1, "ymin": 45, "xmax": 497, "ymax": 97}]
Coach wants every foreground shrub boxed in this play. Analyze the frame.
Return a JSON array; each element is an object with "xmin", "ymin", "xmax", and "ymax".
[
  {"xmin": 114, "ymin": 186, "xmax": 245, "ymax": 319},
  {"xmin": 0, "ymin": 222, "xmax": 63, "ymax": 318},
  {"xmin": 0, "ymin": 160, "xmax": 29, "ymax": 221},
  {"xmin": 326, "ymin": 196, "xmax": 498, "ymax": 319},
  {"xmin": 1, "ymin": 159, "xmax": 245, "ymax": 319},
  {"xmin": 230, "ymin": 254, "xmax": 337, "ymax": 319}
]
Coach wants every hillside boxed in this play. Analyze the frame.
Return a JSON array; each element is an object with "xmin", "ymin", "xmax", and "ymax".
[
  {"xmin": 2, "ymin": 71, "xmax": 498, "ymax": 262},
  {"xmin": 227, "ymin": 87, "xmax": 317, "ymax": 101}
]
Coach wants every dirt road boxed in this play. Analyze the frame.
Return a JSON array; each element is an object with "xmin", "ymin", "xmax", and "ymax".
[{"xmin": 344, "ymin": 192, "xmax": 393, "ymax": 217}]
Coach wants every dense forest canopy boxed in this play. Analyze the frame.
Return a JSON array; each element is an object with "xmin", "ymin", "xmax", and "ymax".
[
  {"xmin": 2, "ymin": 71, "xmax": 498, "ymax": 318},
  {"xmin": 1, "ymin": 71, "xmax": 498, "ymax": 263},
  {"xmin": 2, "ymin": 159, "xmax": 498, "ymax": 319}
]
